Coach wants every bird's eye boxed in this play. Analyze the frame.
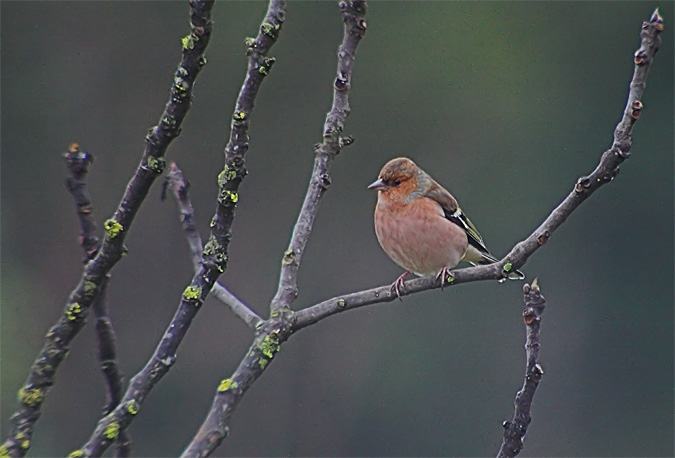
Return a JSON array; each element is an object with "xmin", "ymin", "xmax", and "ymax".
[{"xmin": 392, "ymin": 179, "xmax": 401, "ymax": 186}]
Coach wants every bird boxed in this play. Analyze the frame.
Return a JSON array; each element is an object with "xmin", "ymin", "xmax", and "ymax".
[{"xmin": 368, "ymin": 157, "xmax": 524, "ymax": 297}]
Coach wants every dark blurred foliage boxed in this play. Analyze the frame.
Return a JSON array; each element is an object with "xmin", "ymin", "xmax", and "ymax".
[{"xmin": 1, "ymin": 1, "xmax": 673, "ymax": 457}]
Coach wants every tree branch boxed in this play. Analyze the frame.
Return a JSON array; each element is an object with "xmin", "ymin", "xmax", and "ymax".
[
  {"xmin": 1, "ymin": 2, "xmax": 215, "ymax": 455},
  {"xmin": 164, "ymin": 162, "xmax": 263, "ymax": 329},
  {"xmin": 62, "ymin": 143, "xmax": 131, "ymax": 457},
  {"xmin": 181, "ymin": 2, "xmax": 367, "ymax": 456},
  {"xmin": 497, "ymin": 279, "xmax": 546, "ymax": 458},
  {"xmin": 269, "ymin": 0, "xmax": 366, "ymax": 314},
  {"xmin": 292, "ymin": 7, "xmax": 663, "ymax": 331},
  {"xmin": 63, "ymin": 142, "xmax": 100, "ymax": 262},
  {"xmin": 73, "ymin": 1, "xmax": 287, "ymax": 456}
]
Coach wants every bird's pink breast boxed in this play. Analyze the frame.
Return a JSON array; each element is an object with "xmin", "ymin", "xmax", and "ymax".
[{"xmin": 374, "ymin": 196, "xmax": 468, "ymax": 276}]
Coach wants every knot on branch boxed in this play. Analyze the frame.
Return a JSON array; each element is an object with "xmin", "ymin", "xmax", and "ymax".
[
  {"xmin": 282, "ymin": 248, "xmax": 296, "ymax": 266},
  {"xmin": 340, "ymin": 0, "xmax": 368, "ymax": 38},
  {"xmin": 612, "ymin": 146, "xmax": 631, "ymax": 160},
  {"xmin": 260, "ymin": 21, "xmax": 281, "ymax": 39},
  {"xmin": 339, "ymin": 135, "xmax": 355, "ymax": 148},
  {"xmin": 319, "ymin": 173, "xmax": 332, "ymax": 189},
  {"xmin": 573, "ymin": 176, "xmax": 591, "ymax": 193},
  {"xmin": 536, "ymin": 230, "xmax": 550, "ymax": 246},
  {"xmin": 633, "ymin": 49, "xmax": 648, "ymax": 66},
  {"xmin": 143, "ymin": 155, "xmax": 167, "ymax": 174},
  {"xmin": 630, "ymin": 100, "xmax": 643, "ymax": 119},
  {"xmin": 159, "ymin": 355, "xmax": 176, "ymax": 369},
  {"xmin": 522, "ymin": 279, "xmax": 545, "ymax": 324},
  {"xmin": 257, "ymin": 56, "xmax": 276, "ymax": 77},
  {"xmin": 203, "ymin": 236, "xmax": 229, "ymax": 273},
  {"xmin": 334, "ymin": 74, "xmax": 349, "ymax": 91}
]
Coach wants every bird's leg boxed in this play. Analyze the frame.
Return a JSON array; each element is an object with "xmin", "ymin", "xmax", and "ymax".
[
  {"xmin": 435, "ymin": 266, "xmax": 453, "ymax": 290},
  {"xmin": 390, "ymin": 271, "xmax": 409, "ymax": 300}
]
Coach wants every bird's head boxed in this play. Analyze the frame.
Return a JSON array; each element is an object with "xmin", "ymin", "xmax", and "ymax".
[{"xmin": 368, "ymin": 157, "xmax": 420, "ymax": 203}]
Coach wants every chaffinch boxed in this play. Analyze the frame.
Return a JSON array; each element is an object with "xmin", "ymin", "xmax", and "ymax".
[{"xmin": 368, "ymin": 157, "xmax": 524, "ymax": 297}]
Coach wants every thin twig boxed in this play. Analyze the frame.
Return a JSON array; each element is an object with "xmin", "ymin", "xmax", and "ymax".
[
  {"xmin": 63, "ymin": 142, "xmax": 100, "ymax": 261},
  {"xmin": 292, "ymin": 8, "xmax": 663, "ymax": 331},
  {"xmin": 92, "ymin": 279, "xmax": 132, "ymax": 458},
  {"xmin": 181, "ymin": 2, "xmax": 367, "ymax": 456},
  {"xmin": 1, "ymin": 2, "xmax": 215, "ymax": 455},
  {"xmin": 74, "ymin": 2, "xmax": 287, "ymax": 456},
  {"xmin": 164, "ymin": 162, "xmax": 263, "ymax": 329},
  {"xmin": 62, "ymin": 142, "xmax": 131, "ymax": 457},
  {"xmin": 497, "ymin": 279, "xmax": 546, "ymax": 458}
]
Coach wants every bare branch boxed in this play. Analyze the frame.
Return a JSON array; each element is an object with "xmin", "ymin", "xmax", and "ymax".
[
  {"xmin": 181, "ymin": 2, "xmax": 367, "ymax": 456},
  {"xmin": 92, "ymin": 279, "xmax": 131, "ymax": 458},
  {"xmin": 164, "ymin": 162, "xmax": 263, "ymax": 329},
  {"xmin": 62, "ymin": 142, "xmax": 99, "ymax": 261},
  {"xmin": 74, "ymin": 1, "xmax": 287, "ymax": 456},
  {"xmin": 62, "ymin": 143, "xmax": 131, "ymax": 456},
  {"xmin": 1, "ymin": 2, "xmax": 215, "ymax": 455},
  {"xmin": 270, "ymin": 0, "xmax": 366, "ymax": 314},
  {"xmin": 497, "ymin": 279, "xmax": 546, "ymax": 458},
  {"xmin": 293, "ymin": 8, "xmax": 663, "ymax": 331}
]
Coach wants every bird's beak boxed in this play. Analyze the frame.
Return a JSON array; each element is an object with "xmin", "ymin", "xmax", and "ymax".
[{"xmin": 368, "ymin": 179, "xmax": 388, "ymax": 191}]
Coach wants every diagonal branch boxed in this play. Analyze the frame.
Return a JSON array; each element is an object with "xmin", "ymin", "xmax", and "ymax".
[
  {"xmin": 181, "ymin": 2, "xmax": 367, "ymax": 456},
  {"xmin": 73, "ymin": 1, "xmax": 287, "ymax": 456},
  {"xmin": 164, "ymin": 162, "xmax": 263, "ymax": 329},
  {"xmin": 269, "ymin": 0, "xmax": 366, "ymax": 314},
  {"xmin": 1, "ymin": 2, "xmax": 215, "ymax": 455},
  {"xmin": 497, "ymin": 279, "xmax": 546, "ymax": 458},
  {"xmin": 292, "ymin": 8, "xmax": 663, "ymax": 331}
]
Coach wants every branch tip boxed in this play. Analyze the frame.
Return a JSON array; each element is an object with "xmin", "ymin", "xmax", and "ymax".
[{"xmin": 650, "ymin": 8, "xmax": 663, "ymax": 26}]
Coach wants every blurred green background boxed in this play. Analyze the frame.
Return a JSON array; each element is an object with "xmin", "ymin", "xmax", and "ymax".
[{"xmin": 1, "ymin": 1, "xmax": 673, "ymax": 456}]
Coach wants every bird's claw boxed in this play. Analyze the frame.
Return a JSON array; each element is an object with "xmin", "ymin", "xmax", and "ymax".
[
  {"xmin": 436, "ymin": 267, "xmax": 453, "ymax": 290},
  {"xmin": 390, "ymin": 272, "xmax": 409, "ymax": 300}
]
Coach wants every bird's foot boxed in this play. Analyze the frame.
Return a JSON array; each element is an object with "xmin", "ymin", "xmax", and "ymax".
[
  {"xmin": 390, "ymin": 272, "xmax": 409, "ymax": 300},
  {"xmin": 435, "ymin": 267, "xmax": 454, "ymax": 290}
]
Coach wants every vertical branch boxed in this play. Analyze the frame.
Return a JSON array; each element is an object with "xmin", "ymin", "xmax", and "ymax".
[
  {"xmin": 92, "ymin": 279, "xmax": 131, "ymax": 458},
  {"xmin": 63, "ymin": 142, "xmax": 100, "ymax": 261},
  {"xmin": 63, "ymin": 143, "xmax": 131, "ymax": 456},
  {"xmin": 1, "ymin": 2, "xmax": 215, "ymax": 455},
  {"xmin": 498, "ymin": 280, "xmax": 546, "ymax": 458},
  {"xmin": 270, "ymin": 0, "xmax": 367, "ymax": 314},
  {"xmin": 182, "ymin": 2, "xmax": 368, "ymax": 456},
  {"xmin": 74, "ymin": 1, "xmax": 287, "ymax": 456}
]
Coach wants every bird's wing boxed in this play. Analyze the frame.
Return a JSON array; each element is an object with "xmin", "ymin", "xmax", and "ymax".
[
  {"xmin": 424, "ymin": 182, "xmax": 490, "ymax": 256},
  {"xmin": 424, "ymin": 177, "xmax": 525, "ymax": 279}
]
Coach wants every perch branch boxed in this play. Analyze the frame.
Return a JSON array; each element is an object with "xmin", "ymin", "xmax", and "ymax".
[
  {"xmin": 1, "ymin": 2, "xmax": 215, "ymax": 455},
  {"xmin": 181, "ymin": 2, "xmax": 367, "ymax": 456},
  {"xmin": 164, "ymin": 162, "xmax": 263, "ymax": 329},
  {"xmin": 62, "ymin": 143, "xmax": 131, "ymax": 456},
  {"xmin": 75, "ymin": 1, "xmax": 287, "ymax": 456},
  {"xmin": 497, "ymin": 279, "xmax": 546, "ymax": 458},
  {"xmin": 292, "ymin": 8, "xmax": 663, "ymax": 331}
]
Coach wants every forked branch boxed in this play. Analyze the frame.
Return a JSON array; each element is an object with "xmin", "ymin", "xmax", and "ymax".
[
  {"xmin": 181, "ymin": 2, "xmax": 367, "ymax": 456},
  {"xmin": 2, "ymin": 4, "xmax": 215, "ymax": 451},
  {"xmin": 292, "ymin": 8, "xmax": 663, "ymax": 330},
  {"xmin": 75, "ymin": 1, "xmax": 287, "ymax": 456},
  {"xmin": 164, "ymin": 162, "xmax": 263, "ymax": 329}
]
